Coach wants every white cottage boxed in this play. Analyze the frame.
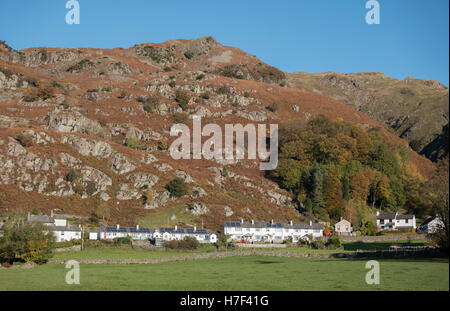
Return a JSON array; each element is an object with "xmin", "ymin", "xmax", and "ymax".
[
  {"xmin": 153, "ymin": 226, "xmax": 217, "ymax": 243},
  {"xmin": 27, "ymin": 211, "xmax": 82, "ymax": 242},
  {"xmin": 97, "ymin": 225, "xmax": 153, "ymax": 241},
  {"xmin": 334, "ymin": 218, "xmax": 353, "ymax": 236},
  {"xmin": 376, "ymin": 211, "xmax": 416, "ymax": 231},
  {"xmin": 224, "ymin": 219, "xmax": 323, "ymax": 243},
  {"xmin": 419, "ymin": 216, "xmax": 444, "ymax": 234}
]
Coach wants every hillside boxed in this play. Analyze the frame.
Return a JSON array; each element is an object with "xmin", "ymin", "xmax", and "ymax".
[
  {"xmin": 0, "ymin": 37, "xmax": 436, "ymax": 230},
  {"xmin": 286, "ymin": 72, "xmax": 449, "ymax": 161}
]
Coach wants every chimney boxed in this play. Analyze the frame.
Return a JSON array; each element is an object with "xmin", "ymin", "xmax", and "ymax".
[
  {"xmin": 376, "ymin": 211, "xmax": 379, "ymax": 216},
  {"xmin": 136, "ymin": 225, "xmax": 140, "ymax": 230},
  {"xmin": 309, "ymin": 220, "xmax": 312, "ymax": 226},
  {"xmin": 51, "ymin": 210, "xmax": 54, "ymax": 218},
  {"xmin": 251, "ymin": 220, "xmax": 254, "ymax": 225},
  {"xmin": 240, "ymin": 219, "xmax": 244, "ymax": 224},
  {"xmin": 194, "ymin": 226, "xmax": 197, "ymax": 232},
  {"xmin": 116, "ymin": 224, "xmax": 120, "ymax": 230},
  {"xmin": 175, "ymin": 225, "xmax": 178, "ymax": 231},
  {"xmin": 27, "ymin": 212, "xmax": 31, "ymax": 221},
  {"xmin": 271, "ymin": 219, "xmax": 274, "ymax": 225},
  {"xmin": 340, "ymin": 217, "xmax": 343, "ymax": 221},
  {"xmin": 290, "ymin": 220, "xmax": 293, "ymax": 226}
]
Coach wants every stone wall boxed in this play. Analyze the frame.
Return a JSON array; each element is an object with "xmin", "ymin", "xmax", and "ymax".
[{"xmin": 339, "ymin": 234, "xmax": 426, "ymax": 243}]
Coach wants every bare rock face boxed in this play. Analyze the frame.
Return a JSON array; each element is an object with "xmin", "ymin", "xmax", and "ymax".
[
  {"xmin": 5, "ymin": 138, "xmax": 27, "ymax": 157},
  {"xmin": 174, "ymin": 169, "xmax": 194, "ymax": 183},
  {"xmin": 20, "ymin": 130, "xmax": 48, "ymax": 145},
  {"xmin": 236, "ymin": 110, "xmax": 267, "ymax": 122},
  {"xmin": 109, "ymin": 153, "xmax": 136, "ymax": 175},
  {"xmin": 125, "ymin": 126, "xmax": 162, "ymax": 142},
  {"xmin": 116, "ymin": 183, "xmax": 142, "ymax": 200},
  {"xmin": 144, "ymin": 189, "xmax": 171, "ymax": 209},
  {"xmin": 77, "ymin": 165, "xmax": 112, "ymax": 192},
  {"xmin": 2, "ymin": 49, "xmax": 80, "ymax": 67},
  {"xmin": 59, "ymin": 152, "xmax": 81, "ymax": 165},
  {"xmin": 99, "ymin": 192, "xmax": 111, "ymax": 201},
  {"xmin": 191, "ymin": 186, "xmax": 207, "ymax": 198},
  {"xmin": 47, "ymin": 111, "xmax": 106, "ymax": 137},
  {"xmin": 186, "ymin": 202, "xmax": 210, "ymax": 216},
  {"xmin": 61, "ymin": 135, "xmax": 114, "ymax": 158},
  {"xmin": 154, "ymin": 162, "xmax": 173, "ymax": 172},
  {"xmin": 140, "ymin": 153, "xmax": 158, "ymax": 164},
  {"xmin": 126, "ymin": 172, "xmax": 159, "ymax": 189},
  {"xmin": 223, "ymin": 205, "xmax": 234, "ymax": 217}
]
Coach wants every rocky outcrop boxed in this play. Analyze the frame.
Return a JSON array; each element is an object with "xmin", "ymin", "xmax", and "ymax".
[
  {"xmin": 144, "ymin": 190, "xmax": 171, "ymax": 209},
  {"xmin": 116, "ymin": 183, "xmax": 142, "ymax": 200},
  {"xmin": 127, "ymin": 172, "xmax": 159, "ymax": 189},
  {"xmin": 186, "ymin": 202, "xmax": 210, "ymax": 216},
  {"xmin": 109, "ymin": 152, "xmax": 136, "ymax": 175}
]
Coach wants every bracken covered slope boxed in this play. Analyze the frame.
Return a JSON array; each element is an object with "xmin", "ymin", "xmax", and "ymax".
[
  {"xmin": 0, "ymin": 37, "xmax": 436, "ymax": 230},
  {"xmin": 287, "ymin": 71, "xmax": 449, "ymax": 161}
]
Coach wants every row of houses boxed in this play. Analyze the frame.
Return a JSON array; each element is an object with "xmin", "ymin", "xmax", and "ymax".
[
  {"xmin": 92, "ymin": 225, "xmax": 218, "ymax": 244},
  {"xmin": 223, "ymin": 219, "xmax": 324, "ymax": 243}
]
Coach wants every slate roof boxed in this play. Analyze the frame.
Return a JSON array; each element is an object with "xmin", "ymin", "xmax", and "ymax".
[
  {"xmin": 376, "ymin": 212, "xmax": 396, "ymax": 220},
  {"xmin": 28, "ymin": 215, "xmax": 54, "ymax": 224},
  {"xmin": 158, "ymin": 227, "xmax": 214, "ymax": 235},
  {"xmin": 101, "ymin": 226, "xmax": 153, "ymax": 234},
  {"xmin": 224, "ymin": 221, "xmax": 323, "ymax": 230},
  {"xmin": 396, "ymin": 214, "xmax": 414, "ymax": 220},
  {"xmin": 49, "ymin": 226, "xmax": 81, "ymax": 232}
]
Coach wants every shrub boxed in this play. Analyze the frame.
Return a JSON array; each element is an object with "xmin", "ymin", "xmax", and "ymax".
[
  {"xmin": 196, "ymin": 74, "xmax": 205, "ymax": 80},
  {"xmin": 16, "ymin": 133, "xmax": 33, "ymax": 147},
  {"xmin": 164, "ymin": 66, "xmax": 172, "ymax": 72},
  {"xmin": 158, "ymin": 140, "xmax": 169, "ymax": 150},
  {"xmin": 65, "ymin": 168, "xmax": 78, "ymax": 183},
  {"xmin": 169, "ymin": 81, "xmax": 176, "ymax": 88},
  {"xmin": 184, "ymin": 51, "xmax": 194, "ymax": 60},
  {"xmin": 166, "ymin": 177, "xmax": 189, "ymax": 198},
  {"xmin": 113, "ymin": 236, "xmax": 132, "ymax": 245},
  {"xmin": 311, "ymin": 240, "xmax": 326, "ymax": 249},
  {"xmin": 217, "ymin": 85, "xmax": 229, "ymax": 94},
  {"xmin": 173, "ymin": 112, "xmax": 189, "ymax": 124},
  {"xmin": 175, "ymin": 90, "xmax": 191, "ymax": 105},
  {"xmin": 266, "ymin": 102, "xmax": 279, "ymax": 113},
  {"xmin": 0, "ymin": 221, "xmax": 56, "ymax": 264},
  {"xmin": 23, "ymin": 86, "xmax": 55, "ymax": 102},
  {"xmin": 164, "ymin": 236, "xmax": 199, "ymax": 250},
  {"xmin": 326, "ymin": 236, "xmax": 342, "ymax": 249},
  {"xmin": 85, "ymin": 181, "xmax": 97, "ymax": 196}
]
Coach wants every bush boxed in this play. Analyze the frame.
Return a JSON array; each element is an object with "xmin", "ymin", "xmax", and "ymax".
[
  {"xmin": 326, "ymin": 236, "xmax": 342, "ymax": 249},
  {"xmin": 217, "ymin": 85, "xmax": 229, "ymax": 94},
  {"xmin": 266, "ymin": 102, "xmax": 279, "ymax": 113},
  {"xmin": 175, "ymin": 90, "xmax": 191, "ymax": 106},
  {"xmin": 164, "ymin": 66, "xmax": 172, "ymax": 72},
  {"xmin": 158, "ymin": 140, "xmax": 169, "ymax": 150},
  {"xmin": 65, "ymin": 168, "xmax": 78, "ymax": 183},
  {"xmin": 164, "ymin": 236, "xmax": 199, "ymax": 250},
  {"xmin": 169, "ymin": 81, "xmax": 176, "ymax": 88},
  {"xmin": 0, "ymin": 221, "xmax": 56, "ymax": 264},
  {"xmin": 173, "ymin": 112, "xmax": 189, "ymax": 124},
  {"xmin": 310, "ymin": 240, "xmax": 326, "ymax": 250},
  {"xmin": 184, "ymin": 51, "xmax": 194, "ymax": 60},
  {"xmin": 16, "ymin": 133, "xmax": 33, "ymax": 147},
  {"xmin": 113, "ymin": 236, "xmax": 132, "ymax": 245},
  {"xmin": 166, "ymin": 177, "xmax": 189, "ymax": 198}
]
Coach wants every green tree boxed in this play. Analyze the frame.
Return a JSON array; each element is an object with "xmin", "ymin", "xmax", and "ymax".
[
  {"xmin": 166, "ymin": 178, "xmax": 189, "ymax": 198},
  {"xmin": 65, "ymin": 168, "xmax": 78, "ymax": 183},
  {"xmin": 0, "ymin": 221, "xmax": 56, "ymax": 264},
  {"xmin": 342, "ymin": 177, "xmax": 350, "ymax": 201}
]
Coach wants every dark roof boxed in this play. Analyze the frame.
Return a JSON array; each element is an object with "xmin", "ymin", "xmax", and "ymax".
[
  {"xmin": 158, "ymin": 227, "xmax": 214, "ymax": 235},
  {"xmin": 28, "ymin": 215, "xmax": 54, "ymax": 223},
  {"xmin": 224, "ymin": 221, "xmax": 323, "ymax": 230},
  {"xmin": 377, "ymin": 212, "xmax": 396, "ymax": 220},
  {"xmin": 102, "ymin": 226, "xmax": 153, "ymax": 233},
  {"xmin": 50, "ymin": 226, "xmax": 81, "ymax": 232},
  {"xmin": 53, "ymin": 215, "xmax": 67, "ymax": 220},
  {"xmin": 396, "ymin": 214, "xmax": 414, "ymax": 220}
]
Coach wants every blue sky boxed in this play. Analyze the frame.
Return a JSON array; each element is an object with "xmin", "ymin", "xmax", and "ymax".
[{"xmin": 0, "ymin": 0, "xmax": 448, "ymax": 85}]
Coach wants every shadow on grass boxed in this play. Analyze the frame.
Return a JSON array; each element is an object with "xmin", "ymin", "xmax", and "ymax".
[{"xmin": 343, "ymin": 241, "xmax": 427, "ymax": 251}]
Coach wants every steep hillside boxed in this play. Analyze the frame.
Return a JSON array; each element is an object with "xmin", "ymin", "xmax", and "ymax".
[
  {"xmin": 0, "ymin": 38, "xmax": 435, "ymax": 230},
  {"xmin": 287, "ymin": 72, "xmax": 449, "ymax": 161}
]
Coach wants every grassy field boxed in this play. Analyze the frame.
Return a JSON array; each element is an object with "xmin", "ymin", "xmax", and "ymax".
[
  {"xmin": 0, "ymin": 256, "xmax": 447, "ymax": 291},
  {"xmin": 52, "ymin": 247, "xmax": 197, "ymax": 261}
]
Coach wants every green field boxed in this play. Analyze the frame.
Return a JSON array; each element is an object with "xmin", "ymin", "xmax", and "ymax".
[
  {"xmin": 52, "ymin": 247, "xmax": 197, "ymax": 261},
  {"xmin": 0, "ymin": 256, "xmax": 447, "ymax": 291}
]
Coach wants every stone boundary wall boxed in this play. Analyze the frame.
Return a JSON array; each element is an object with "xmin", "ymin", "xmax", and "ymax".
[
  {"xmin": 339, "ymin": 234, "xmax": 426, "ymax": 243},
  {"xmin": 236, "ymin": 243, "xmax": 288, "ymax": 248},
  {"xmin": 55, "ymin": 245, "xmax": 81, "ymax": 252},
  {"xmin": 47, "ymin": 248, "xmax": 443, "ymax": 265}
]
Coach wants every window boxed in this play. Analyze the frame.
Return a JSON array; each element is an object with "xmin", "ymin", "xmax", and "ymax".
[
  {"xmin": 337, "ymin": 225, "xmax": 340, "ymax": 231},
  {"xmin": 405, "ymin": 219, "xmax": 409, "ymax": 224},
  {"xmin": 380, "ymin": 220, "xmax": 384, "ymax": 225}
]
